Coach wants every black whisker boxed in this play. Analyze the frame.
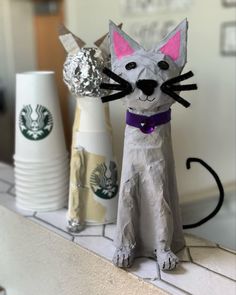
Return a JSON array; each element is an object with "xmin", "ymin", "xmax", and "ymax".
[
  {"xmin": 160, "ymin": 71, "xmax": 197, "ymax": 108},
  {"xmin": 164, "ymin": 71, "xmax": 194, "ymax": 85},
  {"xmin": 100, "ymin": 67, "xmax": 133, "ymax": 103},
  {"xmin": 161, "ymin": 85, "xmax": 191, "ymax": 108},
  {"xmin": 100, "ymin": 83, "xmax": 127, "ymax": 91},
  {"xmin": 169, "ymin": 84, "xmax": 198, "ymax": 91}
]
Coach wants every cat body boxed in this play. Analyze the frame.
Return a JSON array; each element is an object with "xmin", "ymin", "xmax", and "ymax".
[{"xmin": 105, "ymin": 20, "xmax": 189, "ymax": 270}]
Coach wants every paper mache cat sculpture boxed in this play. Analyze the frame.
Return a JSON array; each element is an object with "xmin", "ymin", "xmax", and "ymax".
[
  {"xmin": 59, "ymin": 26, "xmax": 119, "ymax": 231},
  {"xmin": 100, "ymin": 20, "xmax": 224, "ymax": 270}
]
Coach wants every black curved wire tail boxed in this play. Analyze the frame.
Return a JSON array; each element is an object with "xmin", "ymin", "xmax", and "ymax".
[{"xmin": 183, "ymin": 158, "xmax": 224, "ymax": 229}]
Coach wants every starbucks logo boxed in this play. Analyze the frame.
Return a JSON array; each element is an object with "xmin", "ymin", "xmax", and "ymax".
[
  {"xmin": 19, "ymin": 104, "xmax": 53, "ymax": 140},
  {"xmin": 90, "ymin": 161, "xmax": 118, "ymax": 199}
]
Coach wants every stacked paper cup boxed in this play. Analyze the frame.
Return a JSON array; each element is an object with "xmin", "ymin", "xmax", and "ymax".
[{"xmin": 14, "ymin": 71, "xmax": 69, "ymax": 211}]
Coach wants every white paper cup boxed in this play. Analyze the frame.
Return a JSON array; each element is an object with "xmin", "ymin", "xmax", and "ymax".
[
  {"xmin": 15, "ymin": 185, "xmax": 69, "ymax": 198},
  {"xmin": 13, "ymin": 153, "xmax": 68, "ymax": 165},
  {"xmin": 76, "ymin": 131, "xmax": 113, "ymax": 157},
  {"xmin": 15, "ymin": 185, "xmax": 68, "ymax": 211},
  {"xmin": 14, "ymin": 171, "xmax": 69, "ymax": 182},
  {"xmin": 14, "ymin": 162, "xmax": 69, "ymax": 173},
  {"xmin": 15, "ymin": 71, "xmax": 67, "ymax": 161},
  {"xmin": 78, "ymin": 97, "xmax": 109, "ymax": 132},
  {"xmin": 16, "ymin": 197, "xmax": 67, "ymax": 212},
  {"xmin": 15, "ymin": 176, "xmax": 68, "ymax": 189},
  {"xmin": 14, "ymin": 172, "xmax": 69, "ymax": 183},
  {"xmin": 14, "ymin": 173, "xmax": 69, "ymax": 184},
  {"xmin": 14, "ymin": 159, "xmax": 69, "ymax": 171},
  {"xmin": 14, "ymin": 153, "xmax": 68, "ymax": 163},
  {"xmin": 14, "ymin": 170, "xmax": 68, "ymax": 182},
  {"xmin": 15, "ymin": 178, "xmax": 68, "ymax": 191},
  {"xmin": 15, "ymin": 189, "xmax": 68, "ymax": 202},
  {"xmin": 15, "ymin": 190, "xmax": 68, "ymax": 201}
]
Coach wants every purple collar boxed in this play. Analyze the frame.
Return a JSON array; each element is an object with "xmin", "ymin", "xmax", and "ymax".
[{"xmin": 126, "ymin": 109, "xmax": 171, "ymax": 134}]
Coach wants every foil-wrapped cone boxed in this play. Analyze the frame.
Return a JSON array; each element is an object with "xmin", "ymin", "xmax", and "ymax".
[{"xmin": 63, "ymin": 47, "xmax": 109, "ymax": 97}]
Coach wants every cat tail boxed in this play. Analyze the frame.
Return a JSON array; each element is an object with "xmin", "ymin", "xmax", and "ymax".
[{"xmin": 182, "ymin": 157, "xmax": 224, "ymax": 229}]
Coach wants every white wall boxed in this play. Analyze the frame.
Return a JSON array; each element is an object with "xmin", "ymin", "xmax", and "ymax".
[
  {"xmin": 0, "ymin": 0, "xmax": 36, "ymax": 163},
  {"xmin": 64, "ymin": 0, "xmax": 236, "ymax": 201}
]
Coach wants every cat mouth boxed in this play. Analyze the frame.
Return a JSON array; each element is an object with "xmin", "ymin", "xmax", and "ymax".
[{"xmin": 139, "ymin": 96, "xmax": 156, "ymax": 102}]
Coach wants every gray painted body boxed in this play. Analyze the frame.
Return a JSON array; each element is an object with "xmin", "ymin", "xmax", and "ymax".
[{"xmin": 114, "ymin": 122, "xmax": 185, "ymax": 257}]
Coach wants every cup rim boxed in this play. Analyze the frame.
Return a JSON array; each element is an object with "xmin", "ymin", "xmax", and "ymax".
[
  {"xmin": 16, "ymin": 200, "xmax": 67, "ymax": 211},
  {"xmin": 14, "ymin": 172, "xmax": 69, "ymax": 179},
  {"xmin": 14, "ymin": 163, "xmax": 69, "ymax": 170},
  {"xmin": 16, "ymin": 196, "xmax": 67, "ymax": 204},
  {"xmin": 15, "ymin": 180, "xmax": 69, "ymax": 190},
  {"xmin": 14, "ymin": 170, "xmax": 68, "ymax": 177},
  {"xmin": 16, "ymin": 192, "xmax": 67, "ymax": 202},
  {"xmin": 15, "ymin": 187, "xmax": 68, "ymax": 197},
  {"xmin": 14, "ymin": 163, "xmax": 69, "ymax": 171},
  {"xmin": 14, "ymin": 172, "xmax": 68, "ymax": 180},
  {"xmin": 13, "ymin": 153, "xmax": 68, "ymax": 164}
]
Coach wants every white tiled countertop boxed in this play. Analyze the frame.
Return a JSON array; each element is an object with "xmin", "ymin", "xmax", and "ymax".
[{"xmin": 0, "ymin": 162, "xmax": 236, "ymax": 295}]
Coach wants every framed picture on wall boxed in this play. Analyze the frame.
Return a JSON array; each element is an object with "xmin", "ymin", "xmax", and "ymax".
[
  {"xmin": 222, "ymin": 0, "xmax": 236, "ymax": 7},
  {"xmin": 221, "ymin": 22, "xmax": 236, "ymax": 56}
]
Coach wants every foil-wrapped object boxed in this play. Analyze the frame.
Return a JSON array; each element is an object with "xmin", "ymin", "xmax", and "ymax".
[{"xmin": 63, "ymin": 47, "xmax": 108, "ymax": 97}]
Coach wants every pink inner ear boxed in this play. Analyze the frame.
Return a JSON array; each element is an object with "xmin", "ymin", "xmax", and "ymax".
[
  {"xmin": 160, "ymin": 31, "xmax": 181, "ymax": 61},
  {"xmin": 113, "ymin": 31, "xmax": 134, "ymax": 59}
]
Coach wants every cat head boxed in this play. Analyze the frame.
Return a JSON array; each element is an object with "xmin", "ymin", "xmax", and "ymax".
[
  {"xmin": 101, "ymin": 20, "xmax": 195, "ymax": 113},
  {"xmin": 59, "ymin": 25, "xmax": 110, "ymax": 97}
]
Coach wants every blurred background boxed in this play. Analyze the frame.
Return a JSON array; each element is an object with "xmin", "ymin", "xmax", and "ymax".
[{"xmin": 0, "ymin": 0, "xmax": 235, "ymax": 246}]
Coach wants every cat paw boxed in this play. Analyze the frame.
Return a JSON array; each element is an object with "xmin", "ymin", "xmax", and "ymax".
[
  {"xmin": 112, "ymin": 247, "xmax": 135, "ymax": 268},
  {"xmin": 157, "ymin": 250, "xmax": 179, "ymax": 271}
]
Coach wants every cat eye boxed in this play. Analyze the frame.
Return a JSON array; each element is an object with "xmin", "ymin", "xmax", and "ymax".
[
  {"xmin": 125, "ymin": 62, "xmax": 137, "ymax": 70},
  {"xmin": 158, "ymin": 61, "xmax": 169, "ymax": 70}
]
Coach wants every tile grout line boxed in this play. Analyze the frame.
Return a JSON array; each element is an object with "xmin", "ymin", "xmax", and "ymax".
[
  {"xmin": 187, "ymin": 245, "xmax": 217, "ymax": 248},
  {"xmin": 159, "ymin": 276, "xmax": 192, "ymax": 295},
  {"xmin": 192, "ymin": 261, "xmax": 236, "ymax": 282},
  {"xmin": 32, "ymin": 215, "xmax": 74, "ymax": 238},
  {"xmin": 6, "ymin": 192, "xmax": 16, "ymax": 198},
  {"xmin": 0, "ymin": 178, "xmax": 14, "ymax": 186},
  {"xmin": 102, "ymin": 224, "xmax": 106, "ymax": 237},
  {"xmin": 156, "ymin": 259, "xmax": 161, "ymax": 280},
  {"xmin": 103, "ymin": 236, "xmax": 113, "ymax": 242},
  {"xmin": 6, "ymin": 184, "xmax": 15, "ymax": 194},
  {"xmin": 188, "ymin": 246, "xmax": 236, "ymax": 281},
  {"xmin": 217, "ymin": 244, "xmax": 236, "ymax": 255},
  {"xmin": 186, "ymin": 247, "xmax": 193, "ymax": 263},
  {"xmin": 73, "ymin": 234, "xmax": 104, "ymax": 238}
]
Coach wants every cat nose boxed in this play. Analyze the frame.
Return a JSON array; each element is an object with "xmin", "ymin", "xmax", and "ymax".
[{"xmin": 136, "ymin": 79, "xmax": 158, "ymax": 96}]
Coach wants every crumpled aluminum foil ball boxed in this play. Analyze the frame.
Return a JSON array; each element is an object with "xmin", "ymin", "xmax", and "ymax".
[{"xmin": 63, "ymin": 47, "xmax": 109, "ymax": 97}]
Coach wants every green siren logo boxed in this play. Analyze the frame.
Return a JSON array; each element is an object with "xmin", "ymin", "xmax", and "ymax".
[
  {"xmin": 90, "ymin": 161, "xmax": 118, "ymax": 199},
  {"xmin": 19, "ymin": 104, "xmax": 53, "ymax": 140}
]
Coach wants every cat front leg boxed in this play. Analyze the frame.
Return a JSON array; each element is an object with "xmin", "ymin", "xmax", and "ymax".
[
  {"xmin": 140, "ymin": 164, "xmax": 179, "ymax": 271},
  {"xmin": 156, "ymin": 249, "xmax": 179, "ymax": 271},
  {"xmin": 113, "ymin": 175, "xmax": 139, "ymax": 268},
  {"xmin": 155, "ymin": 197, "xmax": 179, "ymax": 271}
]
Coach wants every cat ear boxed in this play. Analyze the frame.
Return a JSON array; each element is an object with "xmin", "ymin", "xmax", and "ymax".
[
  {"xmin": 94, "ymin": 23, "xmax": 123, "ymax": 58},
  {"xmin": 109, "ymin": 20, "xmax": 142, "ymax": 64},
  {"xmin": 58, "ymin": 24, "xmax": 86, "ymax": 54},
  {"xmin": 157, "ymin": 19, "xmax": 188, "ymax": 69}
]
